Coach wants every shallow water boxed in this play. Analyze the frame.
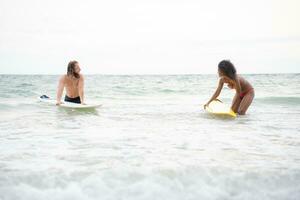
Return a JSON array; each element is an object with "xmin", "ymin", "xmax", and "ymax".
[{"xmin": 0, "ymin": 74, "xmax": 300, "ymax": 200}]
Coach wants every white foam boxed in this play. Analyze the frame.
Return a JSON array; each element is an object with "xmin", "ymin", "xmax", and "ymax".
[{"xmin": 1, "ymin": 166, "xmax": 300, "ymax": 200}]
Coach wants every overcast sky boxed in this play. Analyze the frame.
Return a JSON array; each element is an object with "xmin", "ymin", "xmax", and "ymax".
[{"xmin": 0, "ymin": 0, "xmax": 299, "ymax": 74}]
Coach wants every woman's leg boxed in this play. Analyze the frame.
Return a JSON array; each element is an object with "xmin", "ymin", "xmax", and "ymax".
[
  {"xmin": 231, "ymin": 93, "xmax": 242, "ymax": 113},
  {"xmin": 238, "ymin": 90, "xmax": 255, "ymax": 115}
]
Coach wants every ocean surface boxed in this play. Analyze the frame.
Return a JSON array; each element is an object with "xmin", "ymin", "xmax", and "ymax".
[{"xmin": 0, "ymin": 74, "xmax": 300, "ymax": 200}]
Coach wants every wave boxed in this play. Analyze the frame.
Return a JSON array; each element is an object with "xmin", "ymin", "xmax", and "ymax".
[
  {"xmin": 159, "ymin": 88, "xmax": 189, "ymax": 94},
  {"xmin": 1, "ymin": 166, "xmax": 299, "ymax": 200},
  {"xmin": 256, "ymin": 96, "xmax": 300, "ymax": 105}
]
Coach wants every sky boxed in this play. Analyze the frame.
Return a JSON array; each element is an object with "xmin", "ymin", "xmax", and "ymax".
[{"xmin": 0, "ymin": 0, "xmax": 300, "ymax": 74}]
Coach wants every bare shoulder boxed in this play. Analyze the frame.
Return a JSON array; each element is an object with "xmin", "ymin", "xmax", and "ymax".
[
  {"xmin": 237, "ymin": 75, "xmax": 244, "ymax": 80},
  {"xmin": 238, "ymin": 75, "xmax": 249, "ymax": 83},
  {"xmin": 219, "ymin": 76, "xmax": 226, "ymax": 83},
  {"xmin": 238, "ymin": 75, "xmax": 252, "ymax": 87},
  {"xmin": 78, "ymin": 74, "xmax": 84, "ymax": 85},
  {"xmin": 59, "ymin": 75, "xmax": 67, "ymax": 82},
  {"xmin": 79, "ymin": 74, "xmax": 85, "ymax": 81}
]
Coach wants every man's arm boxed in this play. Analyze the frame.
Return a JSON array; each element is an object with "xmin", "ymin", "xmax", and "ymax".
[
  {"xmin": 78, "ymin": 75, "xmax": 85, "ymax": 104},
  {"xmin": 56, "ymin": 76, "xmax": 65, "ymax": 105}
]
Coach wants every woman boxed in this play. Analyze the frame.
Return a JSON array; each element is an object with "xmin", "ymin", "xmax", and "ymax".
[
  {"xmin": 204, "ymin": 60, "xmax": 254, "ymax": 115},
  {"xmin": 56, "ymin": 60, "xmax": 85, "ymax": 105}
]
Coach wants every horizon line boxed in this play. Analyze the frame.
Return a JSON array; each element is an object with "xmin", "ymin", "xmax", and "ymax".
[{"xmin": 0, "ymin": 72, "xmax": 299, "ymax": 76}]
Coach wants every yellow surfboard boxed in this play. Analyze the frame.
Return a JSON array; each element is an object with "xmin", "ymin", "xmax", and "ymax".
[{"xmin": 205, "ymin": 99, "xmax": 237, "ymax": 118}]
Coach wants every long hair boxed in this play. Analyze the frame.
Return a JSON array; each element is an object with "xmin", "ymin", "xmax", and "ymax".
[
  {"xmin": 67, "ymin": 60, "xmax": 80, "ymax": 79},
  {"xmin": 218, "ymin": 60, "xmax": 237, "ymax": 80}
]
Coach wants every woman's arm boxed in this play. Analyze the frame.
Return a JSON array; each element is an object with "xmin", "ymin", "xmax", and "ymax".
[
  {"xmin": 56, "ymin": 76, "xmax": 65, "ymax": 105},
  {"xmin": 78, "ymin": 75, "xmax": 85, "ymax": 104},
  {"xmin": 204, "ymin": 78, "xmax": 224, "ymax": 108}
]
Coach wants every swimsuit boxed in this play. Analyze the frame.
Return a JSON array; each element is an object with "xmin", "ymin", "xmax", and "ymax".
[
  {"xmin": 240, "ymin": 88, "xmax": 254, "ymax": 99},
  {"xmin": 65, "ymin": 95, "xmax": 81, "ymax": 104}
]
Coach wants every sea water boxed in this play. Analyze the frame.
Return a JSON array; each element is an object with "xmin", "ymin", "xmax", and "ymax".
[{"xmin": 0, "ymin": 74, "xmax": 300, "ymax": 200}]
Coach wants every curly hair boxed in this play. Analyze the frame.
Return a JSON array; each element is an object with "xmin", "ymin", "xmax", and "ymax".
[{"xmin": 218, "ymin": 60, "xmax": 237, "ymax": 80}]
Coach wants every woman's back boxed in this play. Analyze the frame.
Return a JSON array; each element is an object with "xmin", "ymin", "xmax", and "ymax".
[{"xmin": 238, "ymin": 75, "xmax": 253, "ymax": 92}]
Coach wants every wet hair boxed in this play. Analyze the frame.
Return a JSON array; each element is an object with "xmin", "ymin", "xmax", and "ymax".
[
  {"xmin": 218, "ymin": 60, "xmax": 237, "ymax": 80},
  {"xmin": 67, "ymin": 60, "xmax": 80, "ymax": 79}
]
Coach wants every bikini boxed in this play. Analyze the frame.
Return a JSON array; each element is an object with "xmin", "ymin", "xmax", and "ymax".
[{"xmin": 239, "ymin": 88, "xmax": 254, "ymax": 99}]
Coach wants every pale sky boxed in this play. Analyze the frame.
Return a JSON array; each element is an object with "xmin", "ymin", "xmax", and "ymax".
[{"xmin": 0, "ymin": 0, "xmax": 299, "ymax": 74}]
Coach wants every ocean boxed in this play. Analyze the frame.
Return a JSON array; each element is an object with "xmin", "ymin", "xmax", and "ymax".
[{"xmin": 0, "ymin": 74, "xmax": 300, "ymax": 200}]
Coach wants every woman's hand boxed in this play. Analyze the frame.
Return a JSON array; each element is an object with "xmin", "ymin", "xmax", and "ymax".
[{"xmin": 204, "ymin": 102, "xmax": 210, "ymax": 109}]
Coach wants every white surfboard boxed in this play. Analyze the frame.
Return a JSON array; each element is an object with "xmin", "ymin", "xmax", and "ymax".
[
  {"xmin": 38, "ymin": 95, "xmax": 102, "ymax": 109},
  {"xmin": 205, "ymin": 99, "xmax": 237, "ymax": 118}
]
